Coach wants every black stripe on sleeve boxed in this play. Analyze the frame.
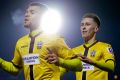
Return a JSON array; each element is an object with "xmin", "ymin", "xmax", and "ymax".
[
  {"xmin": 12, "ymin": 62, "xmax": 22, "ymax": 69},
  {"xmin": 105, "ymin": 59, "xmax": 115, "ymax": 63}
]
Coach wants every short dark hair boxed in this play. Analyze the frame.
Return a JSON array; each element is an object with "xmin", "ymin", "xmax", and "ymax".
[
  {"xmin": 82, "ymin": 13, "xmax": 100, "ymax": 28},
  {"xmin": 29, "ymin": 2, "xmax": 48, "ymax": 12}
]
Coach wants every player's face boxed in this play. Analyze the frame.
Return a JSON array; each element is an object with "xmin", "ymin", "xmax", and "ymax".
[
  {"xmin": 24, "ymin": 5, "xmax": 41, "ymax": 29},
  {"xmin": 80, "ymin": 18, "xmax": 98, "ymax": 39}
]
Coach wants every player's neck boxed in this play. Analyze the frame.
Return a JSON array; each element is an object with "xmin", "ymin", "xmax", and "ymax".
[
  {"xmin": 30, "ymin": 27, "xmax": 41, "ymax": 32},
  {"xmin": 84, "ymin": 34, "xmax": 96, "ymax": 44},
  {"xmin": 29, "ymin": 27, "xmax": 42, "ymax": 37}
]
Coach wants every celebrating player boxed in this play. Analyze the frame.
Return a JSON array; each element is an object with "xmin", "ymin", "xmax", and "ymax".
[
  {"xmin": 46, "ymin": 13, "xmax": 115, "ymax": 80},
  {"xmin": 73, "ymin": 13, "xmax": 115, "ymax": 80},
  {"xmin": 0, "ymin": 2, "xmax": 82, "ymax": 80}
]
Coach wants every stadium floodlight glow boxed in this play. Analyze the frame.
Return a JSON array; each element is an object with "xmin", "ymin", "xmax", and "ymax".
[{"xmin": 40, "ymin": 9, "xmax": 62, "ymax": 34}]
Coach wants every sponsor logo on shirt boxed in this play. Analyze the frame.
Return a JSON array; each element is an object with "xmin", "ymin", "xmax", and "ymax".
[
  {"xmin": 22, "ymin": 54, "xmax": 40, "ymax": 65},
  {"xmin": 21, "ymin": 45, "xmax": 28, "ymax": 48},
  {"xmin": 82, "ymin": 62, "xmax": 94, "ymax": 71}
]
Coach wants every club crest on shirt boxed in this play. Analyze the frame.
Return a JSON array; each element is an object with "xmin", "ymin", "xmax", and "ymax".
[
  {"xmin": 90, "ymin": 50, "xmax": 96, "ymax": 57},
  {"xmin": 37, "ymin": 41, "xmax": 43, "ymax": 49},
  {"xmin": 108, "ymin": 47, "xmax": 113, "ymax": 54}
]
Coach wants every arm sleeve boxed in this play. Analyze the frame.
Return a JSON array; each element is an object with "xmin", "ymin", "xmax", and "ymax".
[
  {"xmin": 93, "ymin": 44, "xmax": 115, "ymax": 72},
  {"xmin": 93, "ymin": 59, "xmax": 114, "ymax": 72},
  {"xmin": 55, "ymin": 37, "xmax": 82, "ymax": 71},
  {"xmin": 46, "ymin": 35, "xmax": 76, "ymax": 59},
  {"xmin": 59, "ymin": 58, "xmax": 82, "ymax": 71},
  {"xmin": 12, "ymin": 41, "xmax": 22, "ymax": 68},
  {"xmin": 0, "ymin": 41, "xmax": 22, "ymax": 75},
  {"xmin": 0, "ymin": 58, "xmax": 21, "ymax": 75},
  {"xmin": 55, "ymin": 37, "xmax": 76, "ymax": 59},
  {"xmin": 48, "ymin": 36, "xmax": 82, "ymax": 72}
]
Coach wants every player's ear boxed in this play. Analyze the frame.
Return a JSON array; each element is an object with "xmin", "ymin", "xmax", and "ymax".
[{"xmin": 94, "ymin": 26, "xmax": 99, "ymax": 32}]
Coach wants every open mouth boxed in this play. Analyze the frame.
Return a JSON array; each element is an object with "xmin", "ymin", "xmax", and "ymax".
[
  {"xmin": 24, "ymin": 18, "xmax": 29, "ymax": 21},
  {"xmin": 82, "ymin": 31, "xmax": 87, "ymax": 34},
  {"xmin": 24, "ymin": 19, "xmax": 30, "ymax": 24}
]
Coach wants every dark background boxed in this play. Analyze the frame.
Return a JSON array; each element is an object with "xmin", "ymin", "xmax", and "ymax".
[{"xmin": 0, "ymin": 0, "xmax": 119, "ymax": 80}]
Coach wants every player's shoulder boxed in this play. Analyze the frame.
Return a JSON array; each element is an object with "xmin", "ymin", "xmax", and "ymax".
[
  {"xmin": 72, "ymin": 43, "xmax": 84, "ymax": 50},
  {"xmin": 98, "ymin": 41, "xmax": 114, "ymax": 55},
  {"xmin": 16, "ymin": 34, "xmax": 29, "ymax": 44},
  {"xmin": 98, "ymin": 41, "xmax": 112, "ymax": 48},
  {"xmin": 42, "ymin": 33, "xmax": 64, "ymax": 40}
]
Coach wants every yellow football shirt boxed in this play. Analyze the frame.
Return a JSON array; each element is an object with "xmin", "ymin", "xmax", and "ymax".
[
  {"xmin": 12, "ymin": 30, "xmax": 74, "ymax": 80},
  {"xmin": 72, "ymin": 40, "xmax": 115, "ymax": 80}
]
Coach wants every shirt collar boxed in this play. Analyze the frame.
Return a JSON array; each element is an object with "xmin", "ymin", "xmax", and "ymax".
[
  {"xmin": 29, "ymin": 29, "xmax": 42, "ymax": 37},
  {"xmin": 84, "ymin": 40, "xmax": 98, "ymax": 47}
]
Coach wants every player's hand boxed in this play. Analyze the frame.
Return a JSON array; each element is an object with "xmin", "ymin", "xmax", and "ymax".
[
  {"xmin": 45, "ymin": 48, "xmax": 59, "ymax": 65},
  {"xmin": 77, "ymin": 54, "xmax": 95, "ymax": 65}
]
